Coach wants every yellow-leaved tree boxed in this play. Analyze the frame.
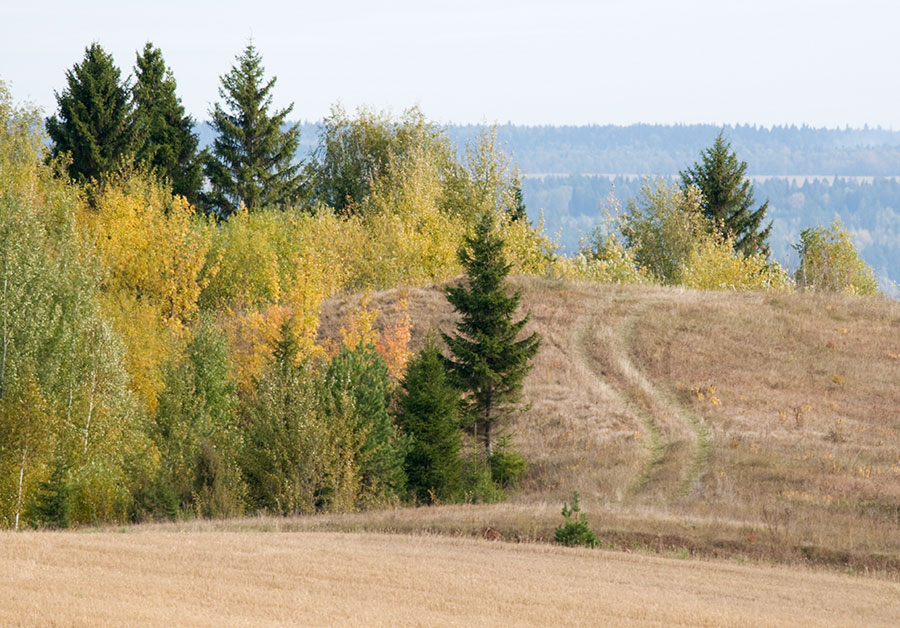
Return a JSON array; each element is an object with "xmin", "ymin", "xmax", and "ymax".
[
  {"xmin": 793, "ymin": 219, "xmax": 879, "ymax": 295},
  {"xmin": 79, "ymin": 171, "xmax": 214, "ymax": 413}
]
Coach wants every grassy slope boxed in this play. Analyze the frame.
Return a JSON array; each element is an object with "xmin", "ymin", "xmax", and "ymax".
[{"xmin": 316, "ymin": 278, "xmax": 900, "ymax": 574}]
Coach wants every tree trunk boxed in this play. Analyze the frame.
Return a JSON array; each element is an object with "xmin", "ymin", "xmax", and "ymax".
[
  {"xmin": 14, "ymin": 445, "xmax": 27, "ymax": 532},
  {"xmin": 0, "ymin": 267, "xmax": 8, "ymax": 401},
  {"xmin": 83, "ymin": 366, "xmax": 97, "ymax": 456},
  {"xmin": 483, "ymin": 391, "xmax": 494, "ymax": 457}
]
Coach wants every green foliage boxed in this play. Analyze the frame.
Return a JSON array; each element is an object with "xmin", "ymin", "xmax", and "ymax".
[
  {"xmin": 31, "ymin": 455, "xmax": 73, "ymax": 529},
  {"xmin": 242, "ymin": 321, "xmax": 362, "ymax": 514},
  {"xmin": 460, "ymin": 456, "xmax": 506, "ymax": 504},
  {"xmin": 443, "ymin": 210, "xmax": 541, "ymax": 456},
  {"xmin": 488, "ymin": 444, "xmax": 528, "ymax": 489},
  {"xmin": 131, "ymin": 43, "xmax": 202, "ymax": 203},
  {"xmin": 554, "ymin": 492, "xmax": 598, "ymax": 548},
  {"xmin": 45, "ymin": 43, "xmax": 134, "ymax": 184},
  {"xmin": 152, "ymin": 318, "xmax": 244, "ymax": 518},
  {"xmin": 794, "ymin": 219, "xmax": 879, "ymax": 295},
  {"xmin": 308, "ymin": 105, "xmax": 448, "ymax": 215},
  {"xmin": 680, "ymin": 131, "xmax": 772, "ymax": 256},
  {"xmin": 510, "ymin": 176, "xmax": 528, "ymax": 222},
  {"xmin": 325, "ymin": 339, "xmax": 407, "ymax": 505},
  {"xmin": 621, "ymin": 181, "xmax": 709, "ymax": 285},
  {"xmin": 203, "ymin": 43, "xmax": 304, "ymax": 218},
  {"xmin": 395, "ymin": 340, "xmax": 463, "ymax": 504}
]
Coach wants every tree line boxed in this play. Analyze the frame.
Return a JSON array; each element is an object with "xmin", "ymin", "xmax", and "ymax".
[
  {"xmin": 0, "ymin": 39, "xmax": 881, "ymax": 530},
  {"xmin": 1, "ymin": 53, "xmax": 546, "ymax": 528}
]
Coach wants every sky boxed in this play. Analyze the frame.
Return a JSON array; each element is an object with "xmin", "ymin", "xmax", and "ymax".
[{"xmin": 1, "ymin": 0, "xmax": 898, "ymax": 128}]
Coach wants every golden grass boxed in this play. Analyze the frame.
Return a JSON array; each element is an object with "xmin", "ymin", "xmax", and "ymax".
[
  {"xmin": 319, "ymin": 278, "xmax": 900, "ymax": 574},
  {"xmin": 3, "ymin": 529, "xmax": 898, "ymax": 627}
]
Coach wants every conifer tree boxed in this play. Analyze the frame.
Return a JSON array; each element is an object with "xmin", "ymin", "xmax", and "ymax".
[
  {"xmin": 680, "ymin": 131, "xmax": 772, "ymax": 256},
  {"xmin": 46, "ymin": 43, "xmax": 134, "ymax": 183},
  {"xmin": 510, "ymin": 175, "xmax": 528, "ymax": 222},
  {"xmin": 132, "ymin": 43, "xmax": 202, "ymax": 203},
  {"xmin": 203, "ymin": 43, "xmax": 304, "ymax": 218},
  {"xmin": 442, "ymin": 210, "xmax": 540, "ymax": 456},
  {"xmin": 395, "ymin": 340, "xmax": 462, "ymax": 503}
]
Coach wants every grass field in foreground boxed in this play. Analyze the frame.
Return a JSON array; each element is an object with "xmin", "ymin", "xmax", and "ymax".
[{"xmin": 2, "ymin": 529, "xmax": 898, "ymax": 627}]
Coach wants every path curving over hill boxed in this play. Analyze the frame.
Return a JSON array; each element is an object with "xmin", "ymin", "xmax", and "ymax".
[{"xmin": 575, "ymin": 296, "xmax": 712, "ymax": 501}]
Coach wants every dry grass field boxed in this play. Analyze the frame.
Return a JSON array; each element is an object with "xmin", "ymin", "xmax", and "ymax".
[
  {"xmin": 320, "ymin": 278, "xmax": 900, "ymax": 574},
  {"xmin": 2, "ymin": 529, "xmax": 898, "ymax": 627}
]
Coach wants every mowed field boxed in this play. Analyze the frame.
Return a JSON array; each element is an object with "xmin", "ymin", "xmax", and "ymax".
[{"xmin": 3, "ymin": 529, "xmax": 899, "ymax": 627}]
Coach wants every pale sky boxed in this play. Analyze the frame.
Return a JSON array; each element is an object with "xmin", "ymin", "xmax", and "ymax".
[{"xmin": 1, "ymin": 0, "xmax": 898, "ymax": 127}]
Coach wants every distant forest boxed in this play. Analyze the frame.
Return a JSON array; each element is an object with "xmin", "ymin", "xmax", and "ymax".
[{"xmin": 196, "ymin": 122, "xmax": 900, "ymax": 290}]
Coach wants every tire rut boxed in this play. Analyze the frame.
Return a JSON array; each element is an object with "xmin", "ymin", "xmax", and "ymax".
[{"xmin": 577, "ymin": 299, "xmax": 712, "ymax": 500}]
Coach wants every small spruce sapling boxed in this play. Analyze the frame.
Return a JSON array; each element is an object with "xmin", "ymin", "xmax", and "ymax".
[{"xmin": 554, "ymin": 491, "xmax": 598, "ymax": 548}]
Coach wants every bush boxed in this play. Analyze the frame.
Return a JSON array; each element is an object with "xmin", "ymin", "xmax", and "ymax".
[
  {"xmin": 794, "ymin": 219, "xmax": 879, "ymax": 295},
  {"xmin": 488, "ymin": 445, "xmax": 528, "ymax": 489},
  {"xmin": 681, "ymin": 233, "xmax": 793, "ymax": 292},
  {"xmin": 460, "ymin": 457, "xmax": 506, "ymax": 504},
  {"xmin": 554, "ymin": 492, "xmax": 598, "ymax": 548}
]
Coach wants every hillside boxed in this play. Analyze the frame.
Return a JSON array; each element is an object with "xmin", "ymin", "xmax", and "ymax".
[{"xmin": 316, "ymin": 278, "xmax": 900, "ymax": 573}]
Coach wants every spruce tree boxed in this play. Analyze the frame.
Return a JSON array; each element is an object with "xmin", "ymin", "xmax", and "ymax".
[
  {"xmin": 46, "ymin": 43, "xmax": 134, "ymax": 183},
  {"xmin": 442, "ymin": 210, "xmax": 540, "ymax": 456},
  {"xmin": 510, "ymin": 175, "xmax": 528, "ymax": 222},
  {"xmin": 395, "ymin": 340, "xmax": 463, "ymax": 503},
  {"xmin": 680, "ymin": 131, "xmax": 772, "ymax": 256},
  {"xmin": 132, "ymin": 43, "xmax": 202, "ymax": 203},
  {"xmin": 203, "ymin": 43, "xmax": 304, "ymax": 218}
]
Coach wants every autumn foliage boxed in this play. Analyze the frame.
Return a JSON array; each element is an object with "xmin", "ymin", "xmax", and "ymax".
[{"xmin": 0, "ymin": 80, "xmax": 884, "ymax": 529}]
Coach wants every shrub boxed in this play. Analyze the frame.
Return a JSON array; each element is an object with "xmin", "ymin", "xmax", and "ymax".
[
  {"xmin": 794, "ymin": 219, "xmax": 879, "ymax": 295},
  {"xmin": 682, "ymin": 233, "xmax": 793, "ymax": 292},
  {"xmin": 488, "ymin": 444, "xmax": 528, "ymax": 489},
  {"xmin": 554, "ymin": 492, "xmax": 598, "ymax": 548},
  {"xmin": 460, "ymin": 457, "xmax": 506, "ymax": 504}
]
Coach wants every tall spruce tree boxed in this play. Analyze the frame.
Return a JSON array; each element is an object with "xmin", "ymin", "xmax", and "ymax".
[
  {"xmin": 46, "ymin": 43, "xmax": 134, "ymax": 183},
  {"xmin": 132, "ymin": 43, "xmax": 202, "ymax": 203},
  {"xmin": 680, "ymin": 131, "xmax": 772, "ymax": 256},
  {"xmin": 203, "ymin": 43, "xmax": 304, "ymax": 218},
  {"xmin": 395, "ymin": 340, "xmax": 463, "ymax": 503},
  {"xmin": 442, "ymin": 210, "xmax": 540, "ymax": 456}
]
